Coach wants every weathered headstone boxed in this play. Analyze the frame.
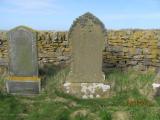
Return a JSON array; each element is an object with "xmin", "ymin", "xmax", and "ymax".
[
  {"xmin": 63, "ymin": 12, "xmax": 110, "ymax": 98},
  {"xmin": 6, "ymin": 26, "xmax": 40, "ymax": 95}
]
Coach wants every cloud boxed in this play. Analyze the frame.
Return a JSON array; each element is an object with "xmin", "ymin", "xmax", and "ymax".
[{"xmin": 0, "ymin": 0, "xmax": 61, "ymax": 15}]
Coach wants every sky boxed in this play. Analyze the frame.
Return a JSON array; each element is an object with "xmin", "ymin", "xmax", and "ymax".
[{"xmin": 0, "ymin": 0, "xmax": 160, "ymax": 30}]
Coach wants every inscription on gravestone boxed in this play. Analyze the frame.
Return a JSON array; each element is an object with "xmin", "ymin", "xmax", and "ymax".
[{"xmin": 6, "ymin": 26, "xmax": 40, "ymax": 94}]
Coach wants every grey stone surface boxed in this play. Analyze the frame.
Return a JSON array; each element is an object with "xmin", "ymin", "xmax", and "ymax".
[
  {"xmin": 63, "ymin": 13, "xmax": 111, "ymax": 99},
  {"xmin": 8, "ymin": 26, "xmax": 38, "ymax": 76},
  {"xmin": 6, "ymin": 80, "xmax": 40, "ymax": 95},
  {"xmin": 67, "ymin": 12, "xmax": 106, "ymax": 83}
]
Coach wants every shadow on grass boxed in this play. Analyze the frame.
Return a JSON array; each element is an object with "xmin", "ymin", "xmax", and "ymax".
[
  {"xmin": 39, "ymin": 64, "xmax": 68, "ymax": 89},
  {"xmin": 39, "ymin": 64, "xmax": 62, "ymax": 77}
]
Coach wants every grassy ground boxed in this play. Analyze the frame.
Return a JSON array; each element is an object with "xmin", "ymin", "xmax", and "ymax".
[{"xmin": 0, "ymin": 66, "xmax": 160, "ymax": 120}]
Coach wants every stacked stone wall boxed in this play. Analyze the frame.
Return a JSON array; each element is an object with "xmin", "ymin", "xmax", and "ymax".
[{"xmin": 0, "ymin": 29, "xmax": 160, "ymax": 74}]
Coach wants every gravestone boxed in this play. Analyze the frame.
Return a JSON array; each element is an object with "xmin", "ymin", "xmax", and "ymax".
[
  {"xmin": 6, "ymin": 26, "xmax": 40, "ymax": 95},
  {"xmin": 63, "ymin": 12, "xmax": 110, "ymax": 98}
]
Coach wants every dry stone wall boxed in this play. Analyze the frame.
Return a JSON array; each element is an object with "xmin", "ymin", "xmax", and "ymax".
[
  {"xmin": 105, "ymin": 30, "xmax": 160, "ymax": 71},
  {"xmin": 37, "ymin": 31, "xmax": 71, "ymax": 67},
  {"xmin": 0, "ymin": 29, "xmax": 160, "ymax": 75}
]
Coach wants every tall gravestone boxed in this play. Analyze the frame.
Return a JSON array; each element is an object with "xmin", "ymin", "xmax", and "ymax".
[
  {"xmin": 63, "ymin": 12, "xmax": 110, "ymax": 99},
  {"xmin": 6, "ymin": 26, "xmax": 40, "ymax": 95}
]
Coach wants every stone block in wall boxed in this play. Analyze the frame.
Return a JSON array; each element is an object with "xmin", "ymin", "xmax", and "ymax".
[
  {"xmin": 107, "ymin": 45, "xmax": 123, "ymax": 52},
  {"xmin": 154, "ymin": 62, "xmax": 160, "ymax": 67},
  {"xmin": 145, "ymin": 55, "xmax": 156, "ymax": 59},
  {"xmin": 123, "ymin": 47, "xmax": 129, "ymax": 53},
  {"xmin": 143, "ymin": 59, "xmax": 152, "ymax": 66},
  {"xmin": 136, "ymin": 48, "xmax": 143, "ymax": 55},
  {"xmin": 133, "ymin": 55, "xmax": 144, "ymax": 60},
  {"xmin": 133, "ymin": 63, "xmax": 147, "ymax": 71},
  {"xmin": 128, "ymin": 60, "xmax": 138, "ymax": 66}
]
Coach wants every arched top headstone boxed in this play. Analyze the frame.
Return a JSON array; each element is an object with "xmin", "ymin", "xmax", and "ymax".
[
  {"xmin": 8, "ymin": 25, "xmax": 36, "ymax": 33},
  {"xmin": 8, "ymin": 26, "xmax": 38, "ymax": 76},
  {"xmin": 67, "ymin": 12, "xmax": 106, "ymax": 83}
]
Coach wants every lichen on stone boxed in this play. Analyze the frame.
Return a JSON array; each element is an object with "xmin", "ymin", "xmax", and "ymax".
[
  {"xmin": 152, "ymin": 83, "xmax": 160, "ymax": 89},
  {"xmin": 63, "ymin": 82, "xmax": 110, "ymax": 99},
  {"xmin": 63, "ymin": 82, "xmax": 71, "ymax": 93},
  {"xmin": 69, "ymin": 12, "xmax": 106, "ymax": 38}
]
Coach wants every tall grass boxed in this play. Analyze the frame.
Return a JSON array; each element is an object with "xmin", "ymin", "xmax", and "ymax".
[{"xmin": 0, "ymin": 67, "xmax": 160, "ymax": 120}]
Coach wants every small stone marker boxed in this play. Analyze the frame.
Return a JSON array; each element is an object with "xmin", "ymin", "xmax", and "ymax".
[
  {"xmin": 6, "ymin": 26, "xmax": 40, "ymax": 95},
  {"xmin": 151, "ymin": 72, "xmax": 160, "ymax": 97},
  {"xmin": 64, "ymin": 12, "xmax": 110, "ymax": 98}
]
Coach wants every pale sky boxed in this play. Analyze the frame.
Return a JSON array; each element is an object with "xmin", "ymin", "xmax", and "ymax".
[{"xmin": 1, "ymin": 0, "xmax": 160, "ymax": 30}]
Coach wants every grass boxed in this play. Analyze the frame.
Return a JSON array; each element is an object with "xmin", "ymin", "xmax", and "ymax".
[{"xmin": 0, "ymin": 66, "xmax": 160, "ymax": 120}]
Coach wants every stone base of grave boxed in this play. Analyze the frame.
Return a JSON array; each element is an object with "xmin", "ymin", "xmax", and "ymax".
[
  {"xmin": 63, "ymin": 82, "xmax": 111, "ymax": 99},
  {"xmin": 152, "ymin": 82, "xmax": 160, "ymax": 96},
  {"xmin": 6, "ymin": 76, "xmax": 41, "ymax": 95}
]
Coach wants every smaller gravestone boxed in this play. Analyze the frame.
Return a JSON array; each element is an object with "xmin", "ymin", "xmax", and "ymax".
[
  {"xmin": 63, "ymin": 12, "xmax": 110, "ymax": 98},
  {"xmin": 6, "ymin": 26, "xmax": 40, "ymax": 95},
  {"xmin": 152, "ymin": 71, "xmax": 160, "ymax": 97}
]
